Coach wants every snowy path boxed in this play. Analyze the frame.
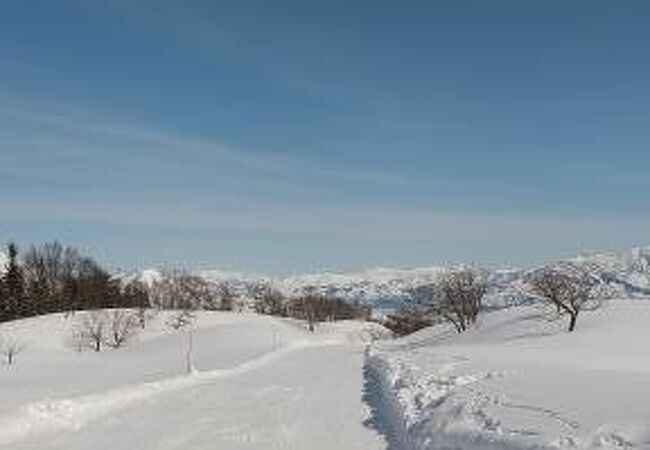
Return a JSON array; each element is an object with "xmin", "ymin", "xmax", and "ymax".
[{"xmin": 8, "ymin": 343, "xmax": 386, "ymax": 450}]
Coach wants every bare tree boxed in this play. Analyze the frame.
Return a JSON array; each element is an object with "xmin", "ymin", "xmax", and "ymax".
[
  {"xmin": 217, "ymin": 282, "xmax": 235, "ymax": 311},
  {"xmin": 253, "ymin": 284, "xmax": 286, "ymax": 316},
  {"xmin": 73, "ymin": 309, "xmax": 142, "ymax": 351},
  {"xmin": 283, "ymin": 287, "xmax": 370, "ymax": 331},
  {"xmin": 302, "ymin": 297, "xmax": 318, "ymax": 333},
  {"xmin": 526, "ymin": 265, "xmax": 601, "ymax": 332},
  {"xmin": 74, "ymin": 310, "xmax": 107, "ymax": 352},
  {"xmin": 105, "ymin": 310, "xmax": 140, "ymax": 349},
  {"xmin": 149, "ymin": 270, "xmax": 218, "ymax": 311},
  {"xmin": 120, "ymin": 280, "xmax": 150, "ymax": 328},
  {"xmin": 289, "ymin": 286, "xmax": 323, "ymax": 332},
  {"xmin": 408, "ymin": 268, "xmax": 486, "ymax": 333},
  {"xmin": 0, "ymin": 332, "xmax": 26, "ymax": 365},
  {"xmin": 22, "ymin": 242, "xmax": 123, "ymax": 316},
  {"xmin": 178, "ymin": 273, "xmax": 219, "ymax": 310}
]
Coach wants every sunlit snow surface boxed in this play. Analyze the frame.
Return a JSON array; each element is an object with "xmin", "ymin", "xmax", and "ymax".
[
  {"xmin": 0, "ymin": 312, "xmax": 389, "ymax": 449},
  {"xmin": 369, "ymin": 300, "xmax": 650, "ymax": 450}
]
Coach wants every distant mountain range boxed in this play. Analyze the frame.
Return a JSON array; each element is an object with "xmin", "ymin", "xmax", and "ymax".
[
  {"xmin": 3, "ymin": 245, "xmax": 650, "ymax": 310},
  {"xmin": 132, "ymin": 246, "xmax": 650, "ymax": 309}
]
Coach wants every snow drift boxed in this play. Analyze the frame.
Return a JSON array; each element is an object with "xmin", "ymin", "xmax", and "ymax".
[{"xmin": 367, "ymin": 300, "xmax": 650, "ymax": 449}]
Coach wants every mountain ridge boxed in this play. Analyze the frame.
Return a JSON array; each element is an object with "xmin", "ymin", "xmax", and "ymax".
[
  {"xmin": 3, "ymin": 245, "xmax": 649, "ymax": 308},
  {"xmin": 134, "ymin": 245, "xmax": 650, "ymax": 308}
]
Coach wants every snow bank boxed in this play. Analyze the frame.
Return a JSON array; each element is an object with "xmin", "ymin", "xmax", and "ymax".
[{"xmin": 368, "ymin": 301, "xmax": 650, "ymax": 450}]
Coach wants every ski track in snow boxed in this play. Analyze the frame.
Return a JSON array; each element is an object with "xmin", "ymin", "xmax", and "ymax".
[{"xmin": 0, "ymin": 339, "xmax": 340, "ymax": 446}]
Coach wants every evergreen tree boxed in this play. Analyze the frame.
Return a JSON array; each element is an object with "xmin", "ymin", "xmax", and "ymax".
[{"xmin": 0, "ymin": 243, "xmax": 25, "ymax": 321}]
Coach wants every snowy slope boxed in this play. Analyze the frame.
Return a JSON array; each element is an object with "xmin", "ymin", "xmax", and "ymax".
[
  {"xmin": 0, "ymin": 311, "xmax": 389, "ymax": 449},
  {"xmin": 10, "ymin": 341, "xmax": 386, "ymax": 450},
  {"xmin": 368, "ymin": 301, "xmax": 650, "ymax": 450},
  {"xmin": 0, "ymin": 312, "xmax": 304, "ymax": 414}
]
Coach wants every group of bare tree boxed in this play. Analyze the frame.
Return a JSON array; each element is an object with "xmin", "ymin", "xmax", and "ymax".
[
  {"xmin": 387, "ymin": 269, "xmax": 486, "ymax": 336},
  {"xmin": 65, "ymin": 270, "xmax": 237, "ymax": 352},
  {"xmin": 387, "ymin": 263, "xmax": 606, "ymax": 336},
  {"xmin": 287, "ymin": 286, "xmax": 371, "ymax": 331},
  {"xmin": 0, "ymin": 242, "xmax": 151, "ymax": 323},
  {"xmin": 2, "ymin": 241, "xmax": 375, "ymax": 339},
  {"xmin": 148, "ymin": 270, "xmax": 233, "ymax": 312},
  {"xmin": 72, "ymin": 309, "xmax": 143, "ymax": 352},
  {"xmin": 252, "ymin": 284, "xmax": 286, "ymax": 316},
  {"xmin": 250, "ymin": 283, "xmax": 371, "ymax": 332}
]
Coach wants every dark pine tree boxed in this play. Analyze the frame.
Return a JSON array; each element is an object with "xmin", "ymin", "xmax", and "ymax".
[{"xmin": 1, "ymin": 243, "xmax": 26, "ymax": 321}]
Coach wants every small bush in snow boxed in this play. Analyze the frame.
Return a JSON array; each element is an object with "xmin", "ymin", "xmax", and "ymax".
[
  {"xmin": 166, "ymin": 310, "xmax": 196, "ymax": 331},
  {"xmin": 384, "ymin": 306, "xmax": 433, "ymax": 336},
  {"xmin": 0, "ymin": 332, "xmax": 26, "ymax": 365},
  {"xmin": 73, "ymin": 310, "xmax": 107, "ymax": 352},
  {"xmin": 104, "ymin": 310, "xmax": 141, "ymax": 349}
]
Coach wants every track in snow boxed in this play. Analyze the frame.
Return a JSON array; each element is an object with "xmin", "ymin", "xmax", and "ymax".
[{"xmin": 4, "ymin": 342, "xmax": 386, "ymax": 450}]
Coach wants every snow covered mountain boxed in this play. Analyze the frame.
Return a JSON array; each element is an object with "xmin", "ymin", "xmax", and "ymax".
[
  {"xmin": 127, "ymin": 246, "xmax": 650, "ymax": 309},
  {"xmin": 199, "ymin": 266, "xmax": 450, "ymax": 309}
]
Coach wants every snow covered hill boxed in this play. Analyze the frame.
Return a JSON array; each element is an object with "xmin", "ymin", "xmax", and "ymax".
[
  {"xmin": 2, "ymin": 244, "xmax": 650, "ymax": 449},
  {"xmin": 367, "ymin": 300, "xmax": 650, "ymax": 449},
  {"xmin": 0, "ymin": 311, "xmax": 390, "ymax": 449}
]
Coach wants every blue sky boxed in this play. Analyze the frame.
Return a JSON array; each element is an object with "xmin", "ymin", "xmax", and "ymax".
[{"xmin": 1, "ymin": 0, "xmax": 649, "ymax": 273}]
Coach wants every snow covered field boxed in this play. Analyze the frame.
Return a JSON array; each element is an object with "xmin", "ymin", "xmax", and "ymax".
[
  {"xmin": 368, "ymin": 300, "xmax": 650, "ymax": 450},
  {"xmin": 3, "ymin": 300, "xmax": 650, "ymax": 450},
  {"xmin": 0, "ymin": 311, "xmax": 389, "ymax": 449}
]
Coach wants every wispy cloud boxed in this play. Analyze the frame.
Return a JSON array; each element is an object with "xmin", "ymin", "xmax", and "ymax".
[
  {"xmin": 3, "ymin": 101, "xmax": 648, "ymax": 270},
  {"xmin": 0, "ymin": 101, "xmax": 408, "ymax": 189},
  {"xmin": 4, "ymin": 197, "xmax": 649, "ymax": 245}
]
